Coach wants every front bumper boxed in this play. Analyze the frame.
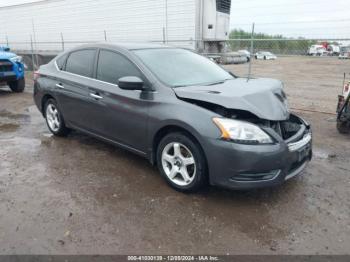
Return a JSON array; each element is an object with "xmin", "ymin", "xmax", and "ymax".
[
  {"xmin": 0, "ymin": 59, "xmax": 25, "ymax": 83},
  {"xmin": 205, "ymin": 117, "xmax": 312, "ymax": 190}
]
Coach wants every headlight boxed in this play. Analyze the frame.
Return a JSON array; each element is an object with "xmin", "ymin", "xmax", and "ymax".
[
  {"xmin": 213, "ymin": 117, "xmax": 273, "ymax": 144},
  {"xmin": 10, "ymin": 56, "xmax": 23, "ymax": 63}
]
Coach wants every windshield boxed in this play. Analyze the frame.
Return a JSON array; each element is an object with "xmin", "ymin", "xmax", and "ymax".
[{"xmin": 133, "ymin": 48, "xmax": 233, "ymax": 87}]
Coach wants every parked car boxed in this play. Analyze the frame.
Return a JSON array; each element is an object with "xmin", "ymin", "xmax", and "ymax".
[
  {"xmin": 255, "ymin": 51, "xmax": 277, "ymax": 60},
  {"xmin": 34, "ymin": 43, "xmax": 312, "ymax": 192},
  {"xmin": 238, "ymin": 50, "xmax": 251, "ymax": 62},
  {"xmin": 336, "ymin": 74, "xmax": 350, "ymax": 133},
  {"xmin": 0, "ymin": 46, "xmax": 25, "ymax": 92}
]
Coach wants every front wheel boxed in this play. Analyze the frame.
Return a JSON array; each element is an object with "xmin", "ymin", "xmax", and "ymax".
[
  {"xmin": 8, "ymin": 78, "xmax": 25, "ymax": 93},
  {"xmin": 44, "ymin": 99, "xmax": 70, "ymax": 136},
  {"xmin": 156, "ymin": 132, "xmax": 207, "ymax": 192}
]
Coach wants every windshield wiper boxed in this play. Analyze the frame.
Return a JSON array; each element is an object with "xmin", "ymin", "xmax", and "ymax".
[
  {"xmin": 205, "ymin": 78, "xmax": 231, "ymax": 86},
  {"xmin": 172, "ymin": 84, "xmax": 191, "ymax": 88}
]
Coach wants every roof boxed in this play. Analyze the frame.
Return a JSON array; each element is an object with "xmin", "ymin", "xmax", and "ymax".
[{"xmin": 71, "ymin": 42, "xmax": 172, "ymax": 51}]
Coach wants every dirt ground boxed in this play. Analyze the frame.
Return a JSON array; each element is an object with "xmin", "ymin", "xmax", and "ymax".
[{"xmin": 0, "ymin": 57, "xmax": 349, "ymax": 255}]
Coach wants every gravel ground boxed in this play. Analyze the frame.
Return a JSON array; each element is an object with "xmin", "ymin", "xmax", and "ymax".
[{"xmin": 0, "ymin": 57, "xmax": 349, "ymax": 255}]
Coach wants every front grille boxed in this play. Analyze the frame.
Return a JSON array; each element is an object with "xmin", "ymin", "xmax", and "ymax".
[
  {"xmin": 0, "ymin": 59, "xmax": 13, "ymax": 72},
  {"xmin": 269, "ymin": 114, "xmax": 304, "ymax": 140},
  {"xmin": 216, "ymin": 0, "xmax": 231, "ymax": 14}
]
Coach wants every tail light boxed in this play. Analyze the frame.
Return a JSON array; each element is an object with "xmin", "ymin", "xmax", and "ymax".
[{"xmin": 33, "ymin": 71, "xmax": 40, "ymax": 81}]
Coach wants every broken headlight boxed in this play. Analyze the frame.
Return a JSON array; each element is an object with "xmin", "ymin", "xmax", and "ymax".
[{"xmin": 213, "ymin": 118, "xmax": 273, "ymax": 144}]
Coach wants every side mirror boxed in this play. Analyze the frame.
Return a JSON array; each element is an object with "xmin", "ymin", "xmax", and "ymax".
[{"xmin": 118, "ymin": 76, "xmax": 144, "ymax": 90}]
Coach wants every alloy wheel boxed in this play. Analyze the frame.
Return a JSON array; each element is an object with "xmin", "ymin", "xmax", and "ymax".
[
  {"xmin": 46, "ymin": 103, "xmax": 60, "ymax": 132},
  {"xmin": 161, "ymin": 142, "xmax": 196, "ymax": 186}
]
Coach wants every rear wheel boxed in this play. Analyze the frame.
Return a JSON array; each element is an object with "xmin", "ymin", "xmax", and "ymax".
[
  {"xmin": 8, "ymin": 78, "xmax": 25, "ymax": 93},
  {"xmin": 44, "ymin": 99, "xmax": 70, "ymax": 136},
  {"xmin": 156, "ymin": 132, "xmax": 207, "ymax": 192}
]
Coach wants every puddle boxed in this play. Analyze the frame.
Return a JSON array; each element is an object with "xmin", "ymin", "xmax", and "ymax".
[
  {"xmin": 313, "ymin": 148, "xmax": 336, "ymax": 159},
  {"xmin": 0, "ymin": 109, "xmax": 30, "ymax": 121},
  {"xmin": 0, "ymin": 123, "xmax": 19, "ymax": 132}
]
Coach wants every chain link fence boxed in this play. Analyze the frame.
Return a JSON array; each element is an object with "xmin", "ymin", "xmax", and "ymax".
[{"xmin": 1, "ymin": 35, "xmax": 349, "ymax": 70}]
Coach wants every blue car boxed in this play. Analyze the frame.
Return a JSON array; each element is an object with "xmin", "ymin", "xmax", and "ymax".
[{"xmin": 0, "ymin": 46, "xmax": 25, "ymax": 92}]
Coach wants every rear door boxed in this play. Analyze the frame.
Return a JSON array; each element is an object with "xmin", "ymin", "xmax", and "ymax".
[{"xmin": 54, "ymin": 48, "xmax": 97, "ymax": 131}]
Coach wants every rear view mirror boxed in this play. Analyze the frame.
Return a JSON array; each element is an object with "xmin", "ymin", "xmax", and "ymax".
[{"xmin": 118, "ymin": 76, "xmax": 144, "ymax": 90}]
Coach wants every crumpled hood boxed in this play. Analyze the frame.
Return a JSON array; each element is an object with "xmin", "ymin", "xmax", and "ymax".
[
  {"xmin": 0, "ymin": 51, "xmax": 17, "ymax": 59},
  {"xmin": 174, "ymin": 78, "xmax": 290, "ymax": 121}
]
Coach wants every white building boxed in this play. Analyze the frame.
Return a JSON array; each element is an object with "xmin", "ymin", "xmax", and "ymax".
[{"xmin": 0, "ymin": 0, "xmax": 231, "ymax": 53}]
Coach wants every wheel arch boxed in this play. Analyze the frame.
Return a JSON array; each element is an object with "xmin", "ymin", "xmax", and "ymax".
[
  {"xmin": 151, "ymin": 124, "xmax": 208, "ymax": 168},
  {"xmin": 41, "ymin": 94, "xmax": 55, "ymax": 116}
]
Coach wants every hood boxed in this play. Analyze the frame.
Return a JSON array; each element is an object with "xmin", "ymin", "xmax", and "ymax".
[
  {"xmin": 174, "ymin": 78, "xmax": 290, "ymax": 121},
  {"xmin": 0, "ymin": 51, "xmax": 17, "ymax": 60}
]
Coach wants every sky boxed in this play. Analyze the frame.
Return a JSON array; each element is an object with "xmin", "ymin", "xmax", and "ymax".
[
  {"xmin": 1, "ymin": 0, "xmax": 349, "ymax": 40},
  {"xmin": 229, "ymin": 0, "xmax": 350, "ymax": 39}
]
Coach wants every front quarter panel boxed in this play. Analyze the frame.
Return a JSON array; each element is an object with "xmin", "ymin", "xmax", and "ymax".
[{"xmin": 147, "ymin": 86, "xmax": 222, "ymax": 164}]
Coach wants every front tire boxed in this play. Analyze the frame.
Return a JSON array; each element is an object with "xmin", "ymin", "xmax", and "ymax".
[
  {"xmin": 8, "ymin": 78, "xmax": 25, "ymax": 93},
  {"xmin": 156, "ymin": 132, "xmax": 207, "ymax": 192},
  {"xmin": 44, "ymin": 99, "xmax": 70, "ymax": 136}
]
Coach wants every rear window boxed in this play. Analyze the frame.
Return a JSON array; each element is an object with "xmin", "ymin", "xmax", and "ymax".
[
  {"xmin": 65, "ymin": 49, "xmax": 96, "ymax": 77},
  {"xmin": 56, "ymin": 54, "xmax": 67, "ymax": 70}
]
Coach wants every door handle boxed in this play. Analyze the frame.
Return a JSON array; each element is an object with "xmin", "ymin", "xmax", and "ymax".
[
  {"xmin": 55, "ymin": 83, "xmax": 64, "ymax": 89},
  {"xmin": 90, "ymin": 93, "xmax": 103, "ymax": 100}
]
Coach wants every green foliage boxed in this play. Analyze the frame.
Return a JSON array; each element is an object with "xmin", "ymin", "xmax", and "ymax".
[{"xmin": 228, "ymin": 29, "xmax": 318, "ymax": 55}]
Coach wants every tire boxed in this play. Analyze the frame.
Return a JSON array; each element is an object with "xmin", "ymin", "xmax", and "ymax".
[
  {"xmin": 156, "ymin": 132, "xmax": 207, "ymax": 192},
  {"xmin": 44, "ymin": 98, "xmax": 70, "ymax": 136},
  {"xmin": 264, "ymin": 56, "xmax": 266, "ymax": 60},
  {"xmin": 337, "ymin": 121, "xmax": 350, "ymax": 134},
  {"xmin": 8, "ymin": 78, "xmax": 25, "ymax": 93}
]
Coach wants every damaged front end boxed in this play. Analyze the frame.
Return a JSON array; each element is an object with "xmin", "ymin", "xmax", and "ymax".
[
  {"xmin": 179, "ymin": 97, "xmax": 311, "ymax": 143},
  {"xmin": 179, "ymin": 97, "xmax": 312, "ymax": 188}
]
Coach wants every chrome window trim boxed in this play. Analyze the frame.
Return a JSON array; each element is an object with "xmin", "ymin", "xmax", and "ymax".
[
  {"xmin": 54, "ymin": 58, "xmax": 156, "ymax": 93},
  {"xmin": 55, "ymin": 60, "xmax": 121, "ymax": 88}
]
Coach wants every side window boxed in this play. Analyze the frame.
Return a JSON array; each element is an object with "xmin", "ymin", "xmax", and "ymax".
[
  {"xmin": 96, "ymin": 50, "xmax": 142, "ymax": 85},
  {"xmin": 56, "ymin": 54, "xmax": 67, "ymax": 70},
  {"xmin": 65, "ymin": 49, "xmax": 95, "ymax": 77}
]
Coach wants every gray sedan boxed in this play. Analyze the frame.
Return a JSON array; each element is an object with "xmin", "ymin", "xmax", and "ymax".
[{"xmin": 33, "ymin": 43, "xmax": 312, "ymax": 192}]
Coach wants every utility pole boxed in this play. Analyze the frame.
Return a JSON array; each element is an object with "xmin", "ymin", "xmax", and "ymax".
[{"xmin": 247, "ymin": 23, "xmax": 255, "ymax": 81}]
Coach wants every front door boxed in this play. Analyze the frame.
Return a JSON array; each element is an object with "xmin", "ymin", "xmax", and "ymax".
[{"xmin": 86, "ymin": 49, "xmax": 152, "ymax": 153}]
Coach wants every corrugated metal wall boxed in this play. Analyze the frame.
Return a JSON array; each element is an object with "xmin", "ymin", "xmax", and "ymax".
[{"xmin": 0, "ymin": 0, "xmax": 196, "ymax": 51}]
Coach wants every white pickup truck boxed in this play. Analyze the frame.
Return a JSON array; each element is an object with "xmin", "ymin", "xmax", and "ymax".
[{"xmin": 308, "ymin": 45, "xmax": 328, "ymax": 56}]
